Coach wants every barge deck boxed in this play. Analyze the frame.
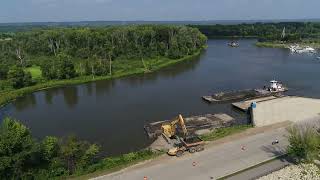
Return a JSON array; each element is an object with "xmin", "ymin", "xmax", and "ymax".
[{"xmin": 144, "ymin": 113, "xmax": 235, "ymax": 138}]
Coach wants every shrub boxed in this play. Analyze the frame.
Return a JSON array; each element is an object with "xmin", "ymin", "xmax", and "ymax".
[
  {"xmin": 287, "ymin": 124, "xmax": 320, "ymax": 162},
  {"xmin": 7, "ymin": 66, "xmax": 33, "ymax": 89}
]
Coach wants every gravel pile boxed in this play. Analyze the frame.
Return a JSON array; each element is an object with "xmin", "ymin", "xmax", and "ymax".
[{"xmin": 257, "ymin": 163, "xmax": 320, "ymax": 180}]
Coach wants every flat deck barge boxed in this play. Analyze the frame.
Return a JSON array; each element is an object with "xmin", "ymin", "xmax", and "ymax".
[
  {"xmin": 144, "ymin": 113, "xmax": 235, "ymax": 138},
  {"xmin": 202, "ymin": 89, "xmax": 274, "ymax": 103},
  {"xmin": 202, "ymin": 80, "xmax": 288, "ymax": 103}
]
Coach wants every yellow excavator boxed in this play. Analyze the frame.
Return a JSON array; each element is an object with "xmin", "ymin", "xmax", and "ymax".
[
  {"xmin": 161, "ymin": 114, "xmax": 204, "ymax": 157},
  {"xmin": 161, "ymin": 114, "xmax": 188, "ymax": 139}
]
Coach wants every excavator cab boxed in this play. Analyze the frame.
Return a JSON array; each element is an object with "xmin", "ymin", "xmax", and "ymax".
[{"xmin": 161, "ymin": 114, "xmax": 188, "ymax": 139}]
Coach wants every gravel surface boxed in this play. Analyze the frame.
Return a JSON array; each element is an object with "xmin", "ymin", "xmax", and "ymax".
[{"xmin": 257, "ymin": 163, "xmax": 320, "ymax": 180}]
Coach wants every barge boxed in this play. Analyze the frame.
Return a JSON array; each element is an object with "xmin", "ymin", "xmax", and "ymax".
[
  {"xmin": 144, "ymin": 113, "xmax": 235, "ymax": 139},
  {"xmin": 202, "ymin": 80, "xmax": 288, "ymax": 103}
]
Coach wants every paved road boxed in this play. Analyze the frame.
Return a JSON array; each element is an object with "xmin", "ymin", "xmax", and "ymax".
[
  {"xmin": 94, "ymin": 126, "xmax": 289, "ymax": 180},
  {"xmin": 225, "ymin": 157, "xmax": 293, "ymax": 180}
]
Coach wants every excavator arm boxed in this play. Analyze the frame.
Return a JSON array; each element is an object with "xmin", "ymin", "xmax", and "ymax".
[{"xmin": 162, "ymin": 114, "xmax": 188, "ymax": 138}]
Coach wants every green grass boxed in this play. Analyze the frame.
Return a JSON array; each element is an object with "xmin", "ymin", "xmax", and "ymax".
[
  {"xmin": 200, "ymin": 125, "xmax": 253, "ymax": 141},
  {"xmin": 256, "ymin": 41, "xmax": 320, "ymax": 49},
  {"xmin": 255, "ymin": 42, "xmax": 288, "ymax": 48},
  {"xmin": 70, "ymin": 150, "xmax": 164, "ymax": 180},
  {"xmin": 25, "ymin": 66, "xmax": 42, "ymax": 80},
  {"xmin": 0, "ymin": 49, "xmax": 203, "ymax": 108}
]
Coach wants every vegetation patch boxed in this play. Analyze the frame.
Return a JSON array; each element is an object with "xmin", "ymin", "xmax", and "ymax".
[
  {"xmin": 0, "ymin": 50, "xmax": 202, "ymax": 108},
  {"xmin": 0, "ymin": 25, "xmax": 207, "ymax": 107},
  {"xmin": 0, "ymin": 117, "xmax": 163, "ymax": 179},
  {"xmin": 25, "ymin": 66, "xmax": 42, "ymax": 80},
  {"xmin": 287, "ymin": 124, "xmax": 320, "ymax": 163},
  {"xmin": 255, "ymin": 42, "xmax": 288, "ymax": 48},
  {"xmin": 200, "ymin": 124, "xmax": 253, "ymax": 141}
]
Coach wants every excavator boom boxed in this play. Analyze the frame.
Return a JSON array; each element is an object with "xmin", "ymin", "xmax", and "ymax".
[{"xmin": 161, "ymin": 114, "xmax": 188, "ymax": 138}]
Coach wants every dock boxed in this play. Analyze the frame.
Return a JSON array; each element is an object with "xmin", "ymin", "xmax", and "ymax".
[
  {"xmin": 251, "ymin": 96, "xmax": 320, "ymax": 127},
  {"xmin": 144, "ymin": 113, "xmax": 235, "ymax": 138},
  {"xmin": 232, "ymin": 96, "xmax": 279, "ymax": 112}
]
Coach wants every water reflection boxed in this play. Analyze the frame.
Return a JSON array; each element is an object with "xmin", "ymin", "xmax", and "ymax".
[
  {"xmin": 120, "ymin": 55, "xmax": 202, "ymax": 87},
  {"xmin": 44, "ymin": 88, "xmax": 60, "ymax": 105},
  {"xmin": 12, "ymin": 94, "xmax": 37, "ymax": 111},
  {"xmin": 95, "ymin": 80, "xmax": 115, "ymax": 96},
  {"xmin": 86, "ymin": 83, "xmax": 94, "ymax": 96},
  {"xmin": 62, "ymin": 87, "xmax": 79, "ymax": 108}
]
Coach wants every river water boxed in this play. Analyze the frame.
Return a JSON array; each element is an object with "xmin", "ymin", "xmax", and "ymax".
[{"xmin": 1, "ymin": 39, "xmax": 319, "ymax": 155}]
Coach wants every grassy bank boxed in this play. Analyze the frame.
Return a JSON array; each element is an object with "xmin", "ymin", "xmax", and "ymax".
[
  {"xmin": 200, "ymin": 125, "xmax": 253, "ymax": 141},
  {"xmin": 76, "ymin": 125, "xmax": 252, "ymax": 179},
  {"xmin": 256, "ymin": 41, "xmax": 320, "ymax": 49},
  {"xmin": 0, "ymin": 50, "xmax": 203, "ymax": 108},
  {"xmin": 255, "ymin": 42, "xmax": 288, "ymax": 49},
  {"xmin": 70, "ymin": 150, "xmax": 164, "ymax": 180}
]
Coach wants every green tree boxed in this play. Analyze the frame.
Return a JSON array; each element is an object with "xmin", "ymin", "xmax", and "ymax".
[
  {"xmin": 7, "ymin": 66, "xmax": 32, "ymax": 89},
  {"xmin": 40, "ymin": 58, "xmax": 57, "ymax": 80},
  {"xmin": 0, "ymin": 117, "xmax": 39, "ymax": 179},
  {"xmin": 60, "ymin": 136, "xmax": 99, "ymax": 174},
  {"xmin": 56, "ymin": 54, "xmax": 76, "ymax": 80},
  {"xmin": 0, "ymin": 64, "xmax": 9, "ymax": 80},
  {"xmin": 41, "ymin": 136, "xmax": 59, "ymax": 161}
]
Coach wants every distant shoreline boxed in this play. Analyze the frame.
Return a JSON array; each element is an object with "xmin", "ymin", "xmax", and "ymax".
[{"xmin": 0, "ymin": 49, "xmax": 204, "ymax": 108}]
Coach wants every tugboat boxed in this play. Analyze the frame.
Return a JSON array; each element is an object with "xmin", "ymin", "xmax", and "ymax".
[
  {"xmin": 228, "ymin": 41, "xmax": 239, "ymax": 47},
  {"xmin": 265, "ymin": 80, "xmax": 287, "ymax": 93}
]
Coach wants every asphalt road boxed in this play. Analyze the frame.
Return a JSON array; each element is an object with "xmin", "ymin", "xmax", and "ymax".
[
  {"xmin": 93, "ymin": 126, "xmax": 289, "ymax": 180},
  {"xmin": 225, "ymin": 157, "xmax": 293, "ymax": 180}
]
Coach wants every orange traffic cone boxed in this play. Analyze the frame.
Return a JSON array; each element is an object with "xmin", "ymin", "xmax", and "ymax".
[{"xmin": 192, "ymin": 161, "xmax": 197, "ymax": 166}]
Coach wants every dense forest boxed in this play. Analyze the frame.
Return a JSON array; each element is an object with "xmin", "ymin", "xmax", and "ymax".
[
  {"xmin": 0, "ymin": 25, "xmax": 206, "ymax": 91},
  {"xmin": 191, "ymin": 22, "xmax": 320, "ymax": 41}
]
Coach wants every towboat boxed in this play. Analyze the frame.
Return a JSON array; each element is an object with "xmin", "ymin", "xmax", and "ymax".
[
  {"xmin": 228, "ymin": 41, "xmax": 239, "ymax": 47},
  {"xmin": 265, "ymin": 80, "xmax": 287, "ymax": 93}
]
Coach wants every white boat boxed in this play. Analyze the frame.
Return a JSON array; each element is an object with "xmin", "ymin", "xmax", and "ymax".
[
  {"xmin": 289, "ymin": 45, "xmax": 316, "ymax": 53},
  {"xmin": 228, "ymin": 41, "xmax": 239, "ymax": 47},
  {"xmin": 296, "ymin": 46, "xmax": 316, "ymax": 53},
  {"xmin": 288, "ymin": 45, "xmax": 300, "ymax": 53},
  {"xmin": 266, "ymin": 80, "xmax": 287, "ymax": 93}
]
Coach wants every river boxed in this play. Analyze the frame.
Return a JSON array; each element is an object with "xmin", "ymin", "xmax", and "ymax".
[{"xmin": 1, "ymin": 39, "xmax": 319, "ymax": 156}]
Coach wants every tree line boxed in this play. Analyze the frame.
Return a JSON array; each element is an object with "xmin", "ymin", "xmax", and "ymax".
[
  {"xmin": 0, "ymin": 117, "xmax": 157, "ymax": 179},
  {"xmin": 0, "ymin": 117, "xmax": 100, "ymax": 178},
  {"xmin": 0, "ymin": 25, "xmax": 207, "ymax": 89},
  {"xmin": 190, "ymin": 22, "xmax": 320, "ymax": 42}
]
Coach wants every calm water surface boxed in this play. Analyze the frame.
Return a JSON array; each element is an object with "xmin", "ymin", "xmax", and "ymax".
[{"xmin": 1, "ymin": 39, "xmax": 320, "ymax": 155}]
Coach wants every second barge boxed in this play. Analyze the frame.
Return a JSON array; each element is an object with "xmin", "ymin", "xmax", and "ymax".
[
  {"xmin": 144, "ymin": 113, "xmax": 235, "ymax": 139},
  {"xmin": 202, "ymin": 80, "xmax": 287, "ymax": 103}
]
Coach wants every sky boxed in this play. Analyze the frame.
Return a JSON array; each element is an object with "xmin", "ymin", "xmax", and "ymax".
[{"xmin": 0, "ymin": 0, "xmax": 320, "ymax": 23}]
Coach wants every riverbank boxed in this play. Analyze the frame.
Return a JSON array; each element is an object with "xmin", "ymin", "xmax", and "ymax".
[
  {"xmin": 0, "ymin": 49, "xmax": 204, "ymax": 108},
  {"xmin": 75, "ymin": 124, "xmax": 253, "ymax": 179},
  {"xmin": 256, "ymin": 41, "xmax": 320, "ymax": 49},
  {"xmin": 90, "ymin": 122, "xmax": 290, "ymax": 180}
]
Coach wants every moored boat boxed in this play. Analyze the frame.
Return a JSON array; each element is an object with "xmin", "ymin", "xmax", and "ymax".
[{"xmin": 228, "ymin": 41, "xmax": 239, "ymax": 47}]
